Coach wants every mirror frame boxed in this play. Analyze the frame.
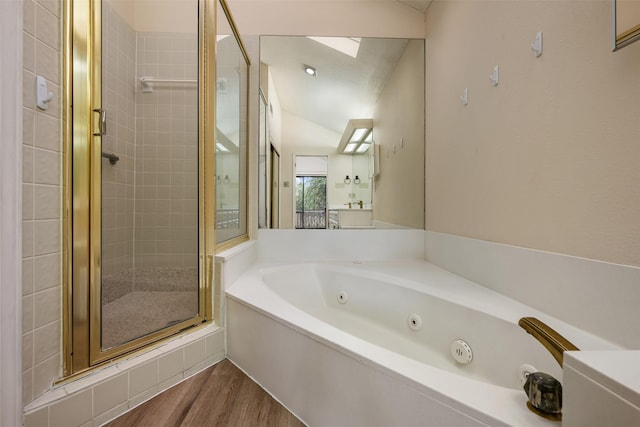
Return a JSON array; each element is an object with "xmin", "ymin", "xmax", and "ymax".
[{"xmin": 214, "ymin": 0, "xmax": 251, "ymax": 250}]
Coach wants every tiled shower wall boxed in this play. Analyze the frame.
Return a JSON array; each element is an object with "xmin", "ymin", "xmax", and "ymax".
[
  {"xmin": 22, "ymin": 0, "xmax": 63, "ymax": 405},
  {"xmin": 134, "ymin": 32, "xmax": 199, "ymax": 272},
  {"xmin": 101, "ymin": 1, "xmax": 136, "ymax": 286},
  {"xmin": 102, "ymin": 5, "xmax": 199, "ymax": 298}
]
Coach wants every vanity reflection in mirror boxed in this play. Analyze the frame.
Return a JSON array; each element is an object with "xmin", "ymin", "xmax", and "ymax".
[
  {"xmin": 614, "ymin": 0, "xmax": 640, "ymax": 50},
  {"xmin": 259, "ymin": 36, "xmax": 425, "ymax": 230}
]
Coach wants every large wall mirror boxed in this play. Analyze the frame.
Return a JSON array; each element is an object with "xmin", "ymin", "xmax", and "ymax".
[
  {"xmin": 614, "ymin": 0, "xmax": 640, "ymax": 50},
  {"xmin": 259, "ymin": 36, "xmax": 425, "ymax": 230}
]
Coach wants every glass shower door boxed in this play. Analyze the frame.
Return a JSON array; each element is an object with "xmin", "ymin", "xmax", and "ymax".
[{"xmin": 99, "ymin": 0, "xmax": 201, "ymax": 351}]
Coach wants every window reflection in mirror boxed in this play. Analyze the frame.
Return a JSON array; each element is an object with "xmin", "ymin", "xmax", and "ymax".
[
  {"xmin": 215, "ymin": 1, "xmax": 249, "ymax": 244},
  {"xmin": 259, "ymin": 36, "xmax": 425, "ymax": 230},
  {"xmin": 614, "ymin": 0, "xmax": 640, "ymax": 50}
]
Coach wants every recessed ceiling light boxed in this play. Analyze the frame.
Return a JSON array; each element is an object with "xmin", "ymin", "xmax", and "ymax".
[{"xmin": 303, "ymin": 64, "xmax": 317, "ymax": 77}]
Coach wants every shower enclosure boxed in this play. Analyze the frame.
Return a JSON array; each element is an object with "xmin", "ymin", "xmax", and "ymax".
[{"xmin": 64, "ymin": 0, "xmax": 216, "ymax": 374}]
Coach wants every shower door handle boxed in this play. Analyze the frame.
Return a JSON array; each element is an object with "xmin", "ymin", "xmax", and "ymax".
[{"xmin": 93, "ymin": 108, "xmax": 107, "ymax": 136}]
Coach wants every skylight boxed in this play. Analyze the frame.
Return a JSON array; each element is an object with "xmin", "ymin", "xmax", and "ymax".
[{"xmin": 307, "ymin": 37, "xmax": 362, "ymax": 58}]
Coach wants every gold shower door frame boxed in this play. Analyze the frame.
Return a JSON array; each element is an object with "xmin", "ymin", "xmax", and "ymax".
[{"xmin": 63, "ymin": 0, "xmax": 216, "ymax": 376}]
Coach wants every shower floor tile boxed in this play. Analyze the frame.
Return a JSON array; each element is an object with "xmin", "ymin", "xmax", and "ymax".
[{"xmin": 102, "ymin": 290, "xmax": 198, "ymax": 349}]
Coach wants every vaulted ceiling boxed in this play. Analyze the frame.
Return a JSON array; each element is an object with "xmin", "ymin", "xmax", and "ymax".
[{"xmin": 259, "ymin": 0, "xmax": 431, "ymax": 138}]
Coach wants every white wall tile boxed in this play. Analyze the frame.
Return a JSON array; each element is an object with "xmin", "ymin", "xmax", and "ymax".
[
  {"xmin": 49, "ymin": 388, "xmax": 92, "ymax": 427},
  {"xmin": 23, "ymin": 369, "xmax": 34, "ymax": 405},
  {"xmin": 23, "ymin": 0, "xmax": 63, "ymax": 407},
  {"xmin": 23, "ymin": 183, "xmax": 34, "ymax": 220},
  {"xmin": 23, "ymin": 145, "xmax": 34, "ymax": 182},
  {"xmin": 34, "ymin": 113, "xmax": 60, "ymax": 151},
  {"xmin": 22, "ymin": 220, "xmax": 34, "ymax": 257},
  {"xmin": 23, "ymin": 70, "xmax": 35, "ymax": 109},
  {"xmin": 184, "ymin": 338, "xmax": 206, "ymax": 370},
  {"xmin": 23, "ymin": 106, "xmax": 35, "ymax": 145},
  {"xmin": 33, "ymin": 253, "xmax": 60, "ymax": 291},
  {"xmin": 35, "ymin": 4, "xmax": 59, "ymax": 50},
  {"xmin": 94, "ymin": 374, "xmax": 128, "ymax": 417},
  {"xmin": 34, "ymin": 288, "xmax": 60, "ymax": 328},
  {"xmin": 23, "ymin": 33, "xmax": 35, "ymax": 72},
  {"xmin": 23, "ymin": 258, "xmax": 34, "ymax": 295},
  {"xmin": 128, "ymin": 360, "xmax": 158, "ymax": 397},
  {"xmin": 23, "ymin": 0, "xmax": 36, "ymax": 36},
  {"xmin": 158, "ymin": 372, "xmax": 183, "ymax": 392},
  {"xmin": 33, "ymin": 185, "xmax": 60, "ymax": 220},
  {"xmin": 33, "ymin": 219, "xmax": 60, "ymax": 255},
  {"xmin": 158, "ymin": 349, "xmax": 184, "ymax": 382},
  {"xmin": 33, "ymin": 354, "xmax": 60, "ymax": 398},
  {"xmin": 37, "ymin": 0, "xmax": 60, "ymax": 18},
  {"xmin": 33, "ymin": 321, "xmax": 59, "ymax": 364},
  {"xmin": 35, "ymin": 41, "xmax": 59, "ymax": 84},
  {"xmin": 24, "ymin": 406, "xmax": 48, "ymax": 427},
  {"xmin": 33, "ymin": 148, "xmax": 60, "ymax": 185},
  {"xmin": 93, "ymin": 402, "xmax": 129, "ymax": 426},
  {"xmin": 22, "ymin": 295, "xmax": 34, "ymax": 333},
  {"xmin": 23, "ymin": 332, "xmax": 34, "ymax": 370},
  {"xmin": 128, "ymin": 386, "xmax": 159, "ymax": 409},
  {"xmin": 205, "ymin": 329, "xmax": 225, "ymax": 358}
]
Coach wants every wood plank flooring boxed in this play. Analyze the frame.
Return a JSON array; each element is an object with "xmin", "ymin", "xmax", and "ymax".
[{"xmin": 105, "ymin": 359, "xmax": 305, "ymax": 427}]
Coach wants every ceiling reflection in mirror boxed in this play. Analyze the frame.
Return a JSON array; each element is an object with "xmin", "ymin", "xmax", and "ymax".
[
  {"xmin": 259, "ymin": 36, "xmax": 425, "ymax": 230},
  {"xmin": 615, "ymin": 0, "xmax": 640, "ymax": 50}
]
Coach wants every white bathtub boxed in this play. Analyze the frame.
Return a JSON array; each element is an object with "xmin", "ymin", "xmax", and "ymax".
[{"xmin": 226, "ymin": 260, "xmax": 620, "ymax": 426}]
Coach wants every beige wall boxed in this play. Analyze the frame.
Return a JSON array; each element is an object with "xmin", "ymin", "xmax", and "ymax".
[
  {"xmin": 228, "ymin": 0, "xmax": 427, "ymax": 37},
  {"xmin": 373, "ymin": 38, "xmax": 425, "ymax": 228},
  {"xmin": 425, "ymin": 0, "xmax": 640, "ymax": 266}
]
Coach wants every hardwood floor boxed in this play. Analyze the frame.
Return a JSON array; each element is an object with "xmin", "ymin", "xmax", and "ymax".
[{"xmin": 105, "ymin": 359, "xmax": 305, "ymax": 427}]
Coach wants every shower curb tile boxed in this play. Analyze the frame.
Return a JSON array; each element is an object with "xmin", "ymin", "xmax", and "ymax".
[
  {"xmin": 128, "ymin": 386, "xmax": 160, "ymax": 409},
  {"xmin": 116, "ymin": 349, "xmax": 163, "ymax": 371},
  {"xmin": 93, "ymin": 373, "xmax": 128, "ymax": 416},
  {"xmin": 184, "ymin": 337, "xmax": 206, "ymax": 369},
  {"xmin": 205, "ymin": 329, "xmax": 225, "ymax": 357},
  {"xmin": 158, "ymin": 372, "xmax": 183, "ymax": 393},
  {"xmin": 93, "ymin": 401, "xmax": 129, "ymax": 426},
  {"xmin": 184, "ymin": 360, "xmax": 206, "ymax": 379},
  {"xmin": 49, "ymin": 388, "xmax": 92, "ymax": 427},
  {"xmin": 158, "ymin": 348, "xmax": 184, "ymax": 381},
  {"xmin": 205, "ymin": 351, "xmax": 225, "ymax": 369},
  {"xmin": 128, "ymin": 360, "xmax": 159, "ymax": 397},
  {"xmin": 23, "ymin": 406, "xmax": 49, "ymax": 427}
]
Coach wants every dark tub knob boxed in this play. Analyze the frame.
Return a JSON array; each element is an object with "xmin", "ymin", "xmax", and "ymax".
[{"xmin": 523, "ymin": 372, "xmax": 562, "ymax": 421}]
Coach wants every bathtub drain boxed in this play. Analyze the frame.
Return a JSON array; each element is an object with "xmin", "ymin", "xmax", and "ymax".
[{"xmin": 450, "ymin": 339, "xmax": 473, "ymax": 365}]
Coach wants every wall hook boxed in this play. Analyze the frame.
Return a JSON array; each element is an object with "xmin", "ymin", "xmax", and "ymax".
[
  {"xmin": 489, "ymin": 65, "xmax": 499, "ymax": 86},
  {"xmin": 36, "ymin": 75, "xmax": 54, "ymax": 110},
  {"xmin": 531, "ymin": 32, "xmax": 543, "ymax": 57},
  {"xmin": 459, "ymin": 88, "xmax": 469, "ymax": 106}
]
